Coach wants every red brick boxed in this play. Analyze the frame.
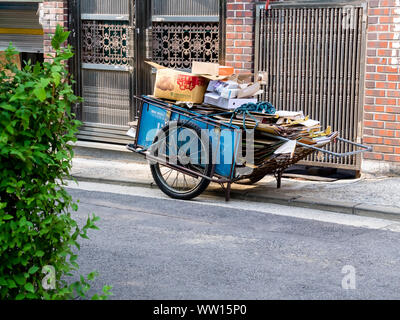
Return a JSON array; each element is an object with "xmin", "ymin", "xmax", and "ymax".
[
  {"xmin": 384, "ymin": 155, "xmax": 400, "ymax": 162},
  {"xmin": 377, "ymin": 49, "xmax": 394, "ymax": 57},
  {"xmin": 366, "ymin": 89, "xmax": 385, "ymax": 97},
  {"xmin": 384, "ymin": 138, "xmax": 400, "ymax": 146},
  {"xmin": 388, "ymin": 75, "xmax": 400, "ymax": 81},
  {"xmin": 380, "ymin": 0, "xmax": 399, "ymax": 7},
  {"xmin": 366, "ymin": 73, "xmax": 386, "ymax": 81},
  {"xmin": 374, "ymin": 145, "xmax": 394, "ymax": 153},
  {"xmin": 379, "ymin": 33, "xmax": 398, "ymax": 40},
  {"xmin": 386, "ymin": 123, "xmax": 400, "ymax": 130},
  {"xmin": 365, "ymin": 121, "xmax": 385, "ymax": 128},
  {"xmin": 364, "ymin": 152, "xmax": 384, "ymax": 160},
  {"xmin": 369, "ymin": 24, "xmax": 390, "ymax": 32},
  {"xmin": 368, "ymin": 41, "xmax": 388, "ymax": 49},
  {"xmin": 364, "ymin": 128, "xmax": 374, "ymax": 136},
  {"xmin": 235, "ymin": 25, "xmax": 252, "ymax": 33},
  {"xmin": 376, "ymin": 98, "xmax": 397, "ymax": 105},
  {"xmin": 364, "ymin": 136, "xmax": 384, "ymax": 144},
  {"xmin": 364, "ymin": 105, "xmax": 385, "ymax": 112},
  {"xmin": 369, "ymin": 8, "xmax": 390, "ymax": 16},
  {"xmin": 234, "ymin": 40, "xmax": 253, "ymax": 47},
  {"xmin": 367, "ymin": 57, "xmax": 387, "ymax": 65},
  {"xmin": 375, "ymin": 113, "xmax": 396, "ymax": 121},
  {"xmin": 386, "ymin": 107, "xmax": 400, "ymax": 113},
  {"xmin": 388, "ymin": 91, "xmax": 400, "ymax": 98},
  {"xmin": 377, "ymin": 66, "xmax": 398, "ymax": 73},
  {"xmin": 227, "ymin": 33, "xmax": 243, "ymax": 39},
  {"xmin": 379, "ymin": 17, "xmax": 394, "ymax": 24},
  {"xmin": 364, "ymin": 113, "xmax": 374, "ymax": 120},
  {"xmin": 376, "ymin": 82, "xmax": 397, "ymax": 90},
  {"xmin": 226, "ymin": 47, "xmax": 243, "ymax": 54},
  {"xmin": 374, "ymin": 129, "xmax": 396, "ymax": 137}
]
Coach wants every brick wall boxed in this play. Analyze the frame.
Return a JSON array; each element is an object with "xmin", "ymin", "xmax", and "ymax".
[
  {"xmin": 362, "ymin": 0, "xmax": 400, "ymax": 174},
  {"xmin": 41, "ymin": 0, "xmax": 68, "ymax": 61},
  {"xmin": 225, "ymin": 0, "xmax": 257, "ymax": 74}
]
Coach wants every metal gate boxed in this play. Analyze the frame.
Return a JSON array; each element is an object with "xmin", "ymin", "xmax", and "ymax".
[
  {"xmin": 71, "ymin": 0, "xmax": 135, "ymax": 144},
  {"xmin": 151, "ymin": 0, "xmax": 223, "ymax": 70},
  {"xmin": 255, "ymin": 1, "xmax": 367, "ymax": 170},
  {"xmin": 70, "ymin": 0, "xmax": 224, "ymax": 144}
]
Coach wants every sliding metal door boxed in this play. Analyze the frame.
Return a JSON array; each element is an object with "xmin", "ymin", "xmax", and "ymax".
[
  {"xmin": 255, "ymin": 1, "xmax": 367, "ymax": 170},
  {"xmin": 74, "ymin": 0, "xmax": 135, "ymax": 144}
]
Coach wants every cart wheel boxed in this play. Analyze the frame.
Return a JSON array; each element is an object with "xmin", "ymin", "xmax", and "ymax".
[
  {"xmin": 235, "ymin": 174, "xmax": 266, "ymax": 185},
  {"xmin": 150, "ymin": 120, "xmax": 213, "ymax": 200}
]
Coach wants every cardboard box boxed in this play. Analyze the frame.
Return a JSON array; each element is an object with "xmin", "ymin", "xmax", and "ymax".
[
  {"xmin": 204, "ymin": 92, "xmax": 257, "ymax": 110},
  {"xmin": 192, "ymin": 61, "xmax": 220, "ymax": 77},
  {"xmin": 147, "ymin": 61, "xmax": 209, "ymax": 103},
  {"xmin": 147, "ymin": 61, "xmax": 230, "ymax": 103},
  {"xmin": 192, "ymin": 61, "xmax": 234, "ymax": 77}
]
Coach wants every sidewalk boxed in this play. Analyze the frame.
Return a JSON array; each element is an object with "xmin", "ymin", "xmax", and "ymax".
[{"xmin": 71, "ymin": 155, "xmax": 400, "ymax": 222}]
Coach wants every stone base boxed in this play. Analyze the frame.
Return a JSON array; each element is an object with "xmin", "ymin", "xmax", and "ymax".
[{"xmin": 361, "ymin": 159, "xmax": 400, "ymax": 178}]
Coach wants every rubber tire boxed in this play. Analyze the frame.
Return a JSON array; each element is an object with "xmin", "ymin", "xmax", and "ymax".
[{"xmin": 150, "ymin": 120, "xmax": 214, "ymax": 200}]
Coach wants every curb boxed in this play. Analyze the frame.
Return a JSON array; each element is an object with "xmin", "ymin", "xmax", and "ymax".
[{"xmin": 71, "ymin": 174, "xmax": 400, "ymax": 222}]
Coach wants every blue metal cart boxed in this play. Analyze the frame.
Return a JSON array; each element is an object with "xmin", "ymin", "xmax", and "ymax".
[{"xmin": 127, "ymin": 96, "xmax": 371, "ymax": 201}]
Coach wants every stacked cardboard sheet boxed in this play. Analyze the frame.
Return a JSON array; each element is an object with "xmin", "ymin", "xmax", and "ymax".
[{"xmin": 190, "ymin": 105, "xmax": 338, "ymax": 164}]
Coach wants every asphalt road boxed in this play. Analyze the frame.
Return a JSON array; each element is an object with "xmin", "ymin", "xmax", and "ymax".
[{"xmin": 66, "ymin": 182, "xmax": 400, "ymax": 300}]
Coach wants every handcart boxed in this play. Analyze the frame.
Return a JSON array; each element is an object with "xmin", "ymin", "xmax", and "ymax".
[{"xmin": 127, "ymin": 96, "xmax": 371, "ymax": 201}]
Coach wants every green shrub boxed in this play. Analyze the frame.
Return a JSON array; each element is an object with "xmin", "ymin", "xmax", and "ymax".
[{"xmin": 0, "ymin": 25, "xmax": 111, "ymax": 300}]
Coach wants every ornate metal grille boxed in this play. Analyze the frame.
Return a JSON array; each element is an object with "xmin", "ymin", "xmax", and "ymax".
[
  {"xmin": 82, "ymin": 20, "xmax": 129, "ymax": 65},
  {"xmin": 152, "ymin": 22, "xmax": 219, "ymax": 69}
]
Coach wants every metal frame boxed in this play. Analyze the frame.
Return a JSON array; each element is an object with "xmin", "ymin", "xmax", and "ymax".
[
  {"xmin": 68, "ymin": 0, "xmax": 82, "ymax": 119},
  {"xmin": 152, "ymin": 15, "xmax": 219, "ymax": 22},
  {"xmin": 69, "ymin": 0, "xmax": 136, "ymax": 143},
  {"xmin": 254, "ymin": 0, "xmax": 368, "ymax": 170},
  {"xmin": 81, "ymin": 14, "xmax": 129, "ymax": 20}
]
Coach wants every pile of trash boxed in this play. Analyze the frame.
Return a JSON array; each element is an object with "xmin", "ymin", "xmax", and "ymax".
[{"xmin": 146, "ymin": 60, "xmax": 337, "ymax": 160}]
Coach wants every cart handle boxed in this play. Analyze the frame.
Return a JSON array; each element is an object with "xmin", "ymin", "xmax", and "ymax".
[{"xmin": 262, "ymin": 133, "xmax": 372, "ymax": 158}]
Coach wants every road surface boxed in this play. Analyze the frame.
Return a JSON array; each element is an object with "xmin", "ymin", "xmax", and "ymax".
[{"xmin": 66, "ymin": 181, "xmax": 400, "ymax": 300}]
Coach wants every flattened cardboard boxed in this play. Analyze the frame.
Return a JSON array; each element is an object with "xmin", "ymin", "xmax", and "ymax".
[
  {"xmin": 146, "ymin": 61, "xmax": 228, "ymax": 81},
  {"xmin": 192, "ymin": 61, "xmax": 219, "ymax": 77},
  {"xmin": 237, "ymin": 82, "xmax": 261, "ymax": 98}
]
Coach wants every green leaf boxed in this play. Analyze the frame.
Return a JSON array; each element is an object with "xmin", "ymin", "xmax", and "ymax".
[
  {"xmin": 87, "ymin": 271, "xmax": 98, "ymax": 281},
  {"xmin": 0, "ymin": 103, "xmax": 16, "ymax": 112},
  {"xmin": 51, "ymin": 25, "xmax": 70, "ymax": 50},
  {"xmin": 52, "ymin": 72, "xmax": 61, "ymax": 87},
  {"xmin": 33, "ymin": 86, "xmax": 46, "ymax": 102},
  {"xmin": 3, "ymin": 214, "xmax": 13, "ymax": 220},
  {"xmin": 0, "ymin": 277, "xmax": 7, "ymax": 286},
  {"xmin": 24, "ymin": 283, "xmax": 35, "ymax": 293},
  {"xmin": 28, "ymin": 266, "xmax": 40, "ymax": 274},
  {"xmin": 7, "ymin": 279, "xmax": 17, "ymax": 288},
  {"xmin": 35, "ymin": 250, "xmax": 44, "ymax": 257},
  {"xmin": 14, "ymin": 274, "xmax": 26, "ymax": 285}
]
